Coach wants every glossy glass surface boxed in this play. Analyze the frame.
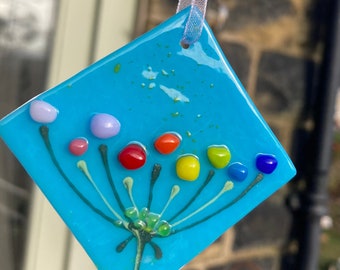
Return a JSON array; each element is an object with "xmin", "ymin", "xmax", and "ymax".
[{"xmin": 0, "ymin": 8, "xmax": 296, "ymax": 270}]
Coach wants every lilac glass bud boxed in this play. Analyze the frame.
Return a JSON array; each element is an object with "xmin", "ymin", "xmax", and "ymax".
[
  {"xmin": 90, "ymin": 113, "xmax": 121, "ymax": 139},
  {"xmin": 29, "ymin": 100, "xmax": 58, "ymax": 124}
]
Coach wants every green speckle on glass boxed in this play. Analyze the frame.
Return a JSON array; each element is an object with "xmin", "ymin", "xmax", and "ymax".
[
  {"xmin": 161, "ymin": 69, "xmax": 169, "ymax": 76},
  {"xmin": 171, "ymin": 112, "xmax": 180, "ymax": 117},
  {"xmin": 141, "ymin": 83, "xmax": 146, "ymax": 88},
  {"xmin": 114, "ymin": 63, "xmax": 121, "ymax": 73},
  {"xmin": 197, "ymin": 114, "xmax": 202, "ymax": 118},
  {"xmin": 167, "ymin": 52, "xmax": 172, "ymax": 58},
  {"xmin": 186, "ymin": 131, "xmax": 192, "ymax": 137},
  {"xmin": 67, "ymin": 84, "xmax": 72, "ymax": 88},
  {"xmin": 210, "ymin": 83, "xmax": 214, "ymax": 88}
]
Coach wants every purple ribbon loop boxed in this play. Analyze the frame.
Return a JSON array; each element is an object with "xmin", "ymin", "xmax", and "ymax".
[{"xmin": 177, "ymin": 0, "xmax": 208, "ymax": 46}]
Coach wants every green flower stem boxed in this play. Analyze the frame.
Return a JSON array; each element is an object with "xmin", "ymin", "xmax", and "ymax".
[
  {"xmin": 169, "ymin": 170, "xmax": 215, "ymax": 222},
  {"xmin": 99, "ymin": 144, "xmax": 127, "ymax": 214},
  {"xmin": 77, "ymin": 160, "xmax": 127, "ymax": 224},
  {"xmin": 147, "ymin": 164, "xmax": 161, "ymax": 209},
  {"xmin": 134, "ymin": 231, "xmax": 145, "ymax": 270},
  {"xmin": 172, "ymin": 181, "xmax": 233, "ymax": 228},
  {"xmin": 116, "ymin": 235, "xmax": 134, "ymax": 252},
  {"xmin": 39, "ymin": 126, "xmax": 115, "ymax": 224},
  {"xmin": 149, "ymin": 241, "xmax": 162, "ymax": 259},
  {"xmin": 173, "ymin": 173, "xmax": 264, "ymax": 234}
]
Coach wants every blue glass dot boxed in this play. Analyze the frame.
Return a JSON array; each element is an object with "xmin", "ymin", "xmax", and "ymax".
[
  {"xmin": 256, "ymin": 154, "xmax": 278, "ymax": 174},
  {"xmin": 227, "ymin": 162, "xmax": 248, "ymax": 182}
]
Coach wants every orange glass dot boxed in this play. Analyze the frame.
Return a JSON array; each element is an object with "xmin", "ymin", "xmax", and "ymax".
[{"xmin": 154, "ymin": 132, "xmax": 181, "ymax": 154}]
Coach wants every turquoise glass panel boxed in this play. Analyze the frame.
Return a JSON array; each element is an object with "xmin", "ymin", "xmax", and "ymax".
[{"xmin": 0, "ymin": 8, "xmax": 296, "ymax": 270}]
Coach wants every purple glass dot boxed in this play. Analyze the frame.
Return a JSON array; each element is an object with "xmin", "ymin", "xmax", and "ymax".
[
  {"xmin": 90, "ymin": 113, "xmax": 121, "ymax": 139},
  {"xmin": 256, "ymin": 154, "xmax": 278, "ymax": 174},
  {"xmin": 227, "ymin": 162, "xmax": 248, "ymax": 182},
  {"xmin": 29, "ymin": 100, "xmax": 58, "ymax": 123}
]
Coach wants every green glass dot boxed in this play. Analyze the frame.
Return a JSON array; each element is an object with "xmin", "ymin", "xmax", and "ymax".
[
  {"xmin": 157, "ymin": 221, "xmax": 172, "ymax": 237},
  {"xmin": 146, "ymin": 212, "xmax": 160, "ymax": 230},
  {"xmin": 139, "ymin": 207, "xmax": 149, "ymax": 220},
  {"xmin": 125, "ymin": 207, "xmax": 138, "ymax": 219},
  {"xmin": 207, "ymin": 145, "xmax": 231, "ymax": 169},
  {"xmin": 134, "ymin": 220, "xmax": 146, "ymax": 229}
]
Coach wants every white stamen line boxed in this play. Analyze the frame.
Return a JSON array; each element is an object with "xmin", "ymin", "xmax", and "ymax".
[
  {"xmin": 172, "ymin": 181, "xmax": 233, "ymax": 227},
  {"xmin": 77, "ymin": 160, "xmax": 126, "ymax": 223}
]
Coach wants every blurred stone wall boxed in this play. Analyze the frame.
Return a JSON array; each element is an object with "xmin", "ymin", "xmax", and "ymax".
[
  {"xmin": 0, "ymin": 1, "xmax": 56, "ymax": 269},
  {"xmin": 135, "ymin": 0, "xmax": 329, "ymax": 269}
]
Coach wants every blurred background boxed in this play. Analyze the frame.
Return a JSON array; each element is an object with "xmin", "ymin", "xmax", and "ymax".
[{"xmin": 0, "ymin": 0, "xmax": 339, "ymax": 269}]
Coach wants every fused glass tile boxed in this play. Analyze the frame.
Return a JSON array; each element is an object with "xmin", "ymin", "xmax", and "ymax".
[{"xmin": 0, "ymin": 8, "xmax": 296, "ymax": 270}]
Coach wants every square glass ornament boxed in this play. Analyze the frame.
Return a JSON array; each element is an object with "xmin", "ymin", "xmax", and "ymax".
[{"xmin": 0, "ymin": 8, "xmax": 296, "ymax": 270}]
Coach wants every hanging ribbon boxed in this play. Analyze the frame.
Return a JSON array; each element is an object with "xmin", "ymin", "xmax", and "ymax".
[{"xmin": 177, "ymin": 0, "xmax": 208, "ymax": 47}]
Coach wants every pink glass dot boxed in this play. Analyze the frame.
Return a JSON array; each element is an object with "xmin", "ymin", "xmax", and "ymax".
[{"xmin": 69, "ymin": 138, "xmax": 89, "ymax": 156}]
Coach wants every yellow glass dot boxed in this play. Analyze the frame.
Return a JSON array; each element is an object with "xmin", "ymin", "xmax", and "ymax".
[{"xmin": 176, "ymin": 155, "xmax": 200, "ymax": 181}]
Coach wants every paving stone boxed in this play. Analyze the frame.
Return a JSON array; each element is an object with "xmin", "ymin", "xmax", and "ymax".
[
  {"xmin": 255, "ymin": 51, "xmax": 318, "ymax": 115},
  {"xmin": 225, "ymin": 0, "xmax": 294, "ymax": 30}
]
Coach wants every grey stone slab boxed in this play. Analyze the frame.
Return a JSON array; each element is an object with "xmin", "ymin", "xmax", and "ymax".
[
  {"xmin": 255, "ymin": 52, "xmax": 318, "ymax": 115},
  {"xmin": 233, "ymin": 197, "xmax": 292, "ymax": 250},
  {"xmin": 225, "ymin": 0, "xmax": 294, "ymax": 30}
]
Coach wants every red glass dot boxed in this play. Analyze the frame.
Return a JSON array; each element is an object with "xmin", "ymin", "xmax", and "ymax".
[{"xmin": 118, "ymin": 143, "xmax": 147, "ymax": 170}]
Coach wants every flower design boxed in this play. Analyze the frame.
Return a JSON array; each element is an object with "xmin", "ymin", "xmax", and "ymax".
[{"xmin": 32, "ymin": 101, "xmax": 278, "ymax": 270}]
